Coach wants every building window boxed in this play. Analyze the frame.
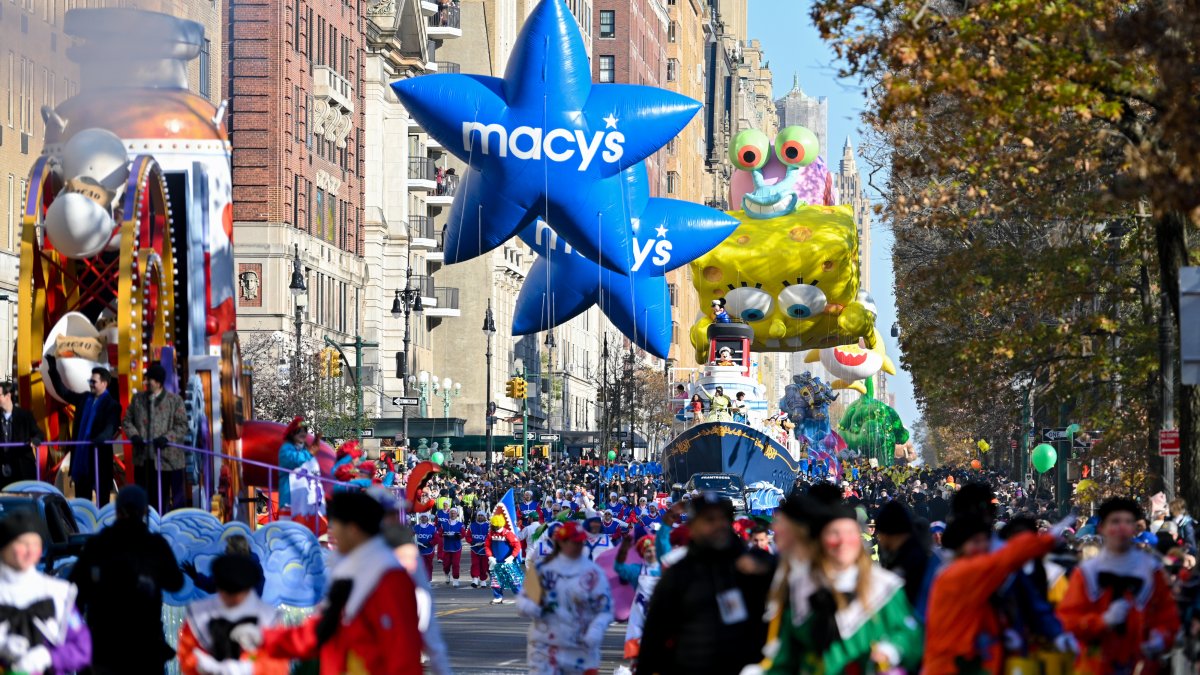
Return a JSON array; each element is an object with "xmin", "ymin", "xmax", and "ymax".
[
  {"xmin": 668, "ymin": 282, "xmax": 678, "ymax": 306},
  {"xmin": 293, "ymin": 174, "xmax": 303, "ymax": 229},
  {"xmin": 315, "ymin": 188, "xmax": 324, "ymax": 239},
  {"xmin": 293, "ymin": 0, "xmax": 301, "ymax": 52},
  {"xmin": 668, "ymin": 21, "xmax": 677, "ymax": 43},
  {"xmin": 5, "ymin": 52, "xmax": 12, "ymax": 126},
  {"xmin": 6, "ymin": 175, "xmax": 14, "ymax": 252},
  {"xmin": 317, "ymin": 17, "xmax": 325, "ymax": 65},
  {"xmin": 598, "ymin": 55, "xmax": 614, "ymax": 83},
  {"xmin": 199, "ymin": 39, "xmax": 210, "ymax": 98},
  {"xmin": 329, "ymin": 26, "xmax": 338, "ymax": 76},
  {"xmin": 294, "ymin": 85, "xmax": 304, "ymax": 142},
  {"xmin": 599, "ymin": 10, "xmax": 615, "ymax": 38},
  {"xmin": 666, "ymin": 58, "xmax": 678, "ymax": 82},
  {"xmin": 667, "ymin": 171, "xmax": 679, "ymax": 194}
]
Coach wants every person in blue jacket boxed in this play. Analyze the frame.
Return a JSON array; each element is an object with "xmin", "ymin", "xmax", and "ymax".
[
  {"xmin": 468, "ymin": 511, "xmax": 492, "ymax": 588},
  {"xmin": 440, "ymin": 507, "xmax": 465, "ymax": 587},
  {"xmin": 413, "ymin": 511, "xmax": 439, "ymax": 583},
  {"xmin": 276, "ymin": 419, "xmax": 313, "ymax": 517}
]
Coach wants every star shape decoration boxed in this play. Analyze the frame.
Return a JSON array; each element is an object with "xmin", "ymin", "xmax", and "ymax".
[
  {"xmin": 391, "ymin": 0, "xmax": 700, "ymax": 272},
  {"xmin": 654, "ymin": 224, "xmax": 669, "ymax": 238},
  {"xmin": 511, "ymin": 163, "xmax": 739, "ymax": 358}
]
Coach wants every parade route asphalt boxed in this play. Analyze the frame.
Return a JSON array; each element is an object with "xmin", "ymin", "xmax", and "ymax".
[{"xmin": 431, "ymin": 578, "xmax": 629, "ymax": 674}]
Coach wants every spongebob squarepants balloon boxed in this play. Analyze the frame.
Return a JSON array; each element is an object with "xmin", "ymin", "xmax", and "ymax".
[{"xmin": 688, "ymin": 127, "xmax": 877, "ymax": 363}]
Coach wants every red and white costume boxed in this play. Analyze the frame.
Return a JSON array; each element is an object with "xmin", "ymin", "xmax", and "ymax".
[
  {"xmin": 259, "ymin": 537, "xmax": 422, "ymax": 674},
  {"xmin": 1057, "ymin": 548, "xmax": 1181, "ymax": 675}
]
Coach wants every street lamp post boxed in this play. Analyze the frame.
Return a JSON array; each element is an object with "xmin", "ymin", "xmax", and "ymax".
[
  {"xmin": 483, "ymin": 300, "xmax": 496, "ymax": 472},
  {"xmin": 438, "ymin": 378, "xmax": 462, "ymax": 418},
  {"xmin": 413, "ymin": 371, "xmax": 437, "ymax": 418},
  {"xmin": 289, "ymin": 244, "xmax": 307, "ymax": 388},
  {"xmin": 544, "ymin": 330, "xmax": 555, "ymax": 467},
  {"xmin": 392, "ymin": 267, "xmax": 424, "ymax": 457}
]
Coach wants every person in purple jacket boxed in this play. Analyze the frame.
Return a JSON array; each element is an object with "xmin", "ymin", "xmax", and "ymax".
[{"xmin": 0, "ymin": 511, "xmax": 91, "ymax": 674}]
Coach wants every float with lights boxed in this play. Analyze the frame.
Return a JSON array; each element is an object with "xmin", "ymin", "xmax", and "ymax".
[{"xmin": 16, "ymin": 9, "xmax": 260, "ymax": 516}]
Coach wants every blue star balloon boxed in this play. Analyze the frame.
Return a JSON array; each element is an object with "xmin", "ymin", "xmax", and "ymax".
[
  {"xmin": 512, "ymin": 164, "xmax": 739, "ymax": 358},
  {"xmin": 391, "ymin": 0, "xmax": 700, "ymax": 273}
]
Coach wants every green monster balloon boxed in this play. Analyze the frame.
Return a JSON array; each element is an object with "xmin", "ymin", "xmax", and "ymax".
[
  {"xmin": 1031, "ymin": 443, "xmax": 1057, "ymax": 473},
  {"xmin": 838, "ymin": 378, "xmax": 909, "ymax": 465},
  {"xmin": 430, "ymin": 451, "xmax": 445, "ymax": 466}
]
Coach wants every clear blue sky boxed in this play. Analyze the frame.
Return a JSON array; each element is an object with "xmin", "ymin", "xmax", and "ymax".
[{"xmin": 748, "ymin": 0, "xmax": 921, "ymax": 432}]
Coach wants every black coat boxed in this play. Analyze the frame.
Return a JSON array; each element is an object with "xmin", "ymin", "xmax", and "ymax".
[
  {"xmin": 46, "ymin": 361, "xmax": 122, "ymax": 444},
  {"xmin": 636, "ymin": 535, "xmax": 775, "ymax": 675},
  {"xmin": 881, "ymin": 534, "xmax": 931, "ymax": 607},
  {"xmin": 0, "ymin": 406, "xmax": 43, "ymax": 487},
  {"xmin": 70, "ymin": 519, "xmax": 185, "ymax": 673}
]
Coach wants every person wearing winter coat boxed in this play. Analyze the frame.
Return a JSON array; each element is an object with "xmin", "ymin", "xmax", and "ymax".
[
  {"xmin": 71, "ymin": 485, "xmax": 183, "ymax": 675},
  {"xmin": 235, "ymin": 492, "xmax": 423, "ymax": 674},
  {"xmin": 122, "ymin": 362, "xmax": 189, "ymax": 511},
  {"xmin": 177, "ymin": 554, "xmax": 289, "ymax": 675},
  {"xmin": 1057, "ymin": 497, "xmax": 1182, "ymax": 675},
  {"xmin": 517, "ymin": 521, "xmax": 613, "ymax": 675},
  {"xmin": 636, "ymin": 493, "xmax": 775, "ymax": 675},
  {"xmin": 0, "ymin": 511, "xmax": 91, "ymax": 675}
]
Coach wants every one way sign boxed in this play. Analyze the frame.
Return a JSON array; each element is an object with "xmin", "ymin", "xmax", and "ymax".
[{"xmin": 391, "ymin": 396, "xmax": 420, "ymax": 406}]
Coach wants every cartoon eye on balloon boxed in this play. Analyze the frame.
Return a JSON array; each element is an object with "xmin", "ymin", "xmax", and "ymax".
[
  {"xmin": 729, "ymin": 129, "xmax": 771, "ymax": 171},
  {"xmin": 778, "ymin": 283, "xmax": 827, "ymax": 319},
  {"xmin": 773, "ymin": 126, "xmax": 820, "ymax": 168},
  {"xmin": 723, "ymin": 286, "xmax": 775, "ymax": 322}
]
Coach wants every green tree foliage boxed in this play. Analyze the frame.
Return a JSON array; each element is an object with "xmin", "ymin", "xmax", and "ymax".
[{"xmin": 811, "ymin": 0, "xmax": 1199, "ymax": 494}]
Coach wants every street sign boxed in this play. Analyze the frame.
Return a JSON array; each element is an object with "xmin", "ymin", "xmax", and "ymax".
[
  {"xmin": 1160, "ymin": 429, "xmax": 1181, "ymax": 456},
  {"xmin": 539, "ymin": 434, "xmax": 560, "ymax": 442},
  {"xmin": 362, "ymin": 429, "xmax": 374, "ymax": 438},
  {"xmin": 391, "ymin": 396, "xmax": 420, "ymax": 406},
  {"xmin": 513, "ymin": 432, "xmax": 536, "ymax": 440},
  {"xmin": 1041, "ymin": 428, "xmax": 1071, "ymax": 442}
]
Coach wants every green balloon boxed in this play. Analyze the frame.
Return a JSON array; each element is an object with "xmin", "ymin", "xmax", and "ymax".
[
  {"xmin": 430, "ymin": 451, "xmax": 445, "ymax": 466},
  {"xmin": 607, "ymin": 450, "xmax": 617, "ymax": 460},
  {"xmin": 1031, "ymin": 443, "xmax": 1057, "ymax": 473}
]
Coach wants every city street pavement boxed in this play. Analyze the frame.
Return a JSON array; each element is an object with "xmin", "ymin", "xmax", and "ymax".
[{"xmin": 430, "ymin": 576, "xmax": 628, "ymax": 674}]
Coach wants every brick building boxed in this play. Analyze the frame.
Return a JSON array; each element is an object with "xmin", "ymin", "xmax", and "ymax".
[
  {"xmin": 592, "ymin": 0, "xmax": 668, "ymax": 195},
  {"xmin": 226, "ymin": 0, "xmax": 366, "ymax": 344}
]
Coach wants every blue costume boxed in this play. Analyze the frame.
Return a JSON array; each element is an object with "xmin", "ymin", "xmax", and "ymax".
[
  {"xmin": 468, "ymin": 521, "xmax": 491, "ymax": 554},
  {"xmin": 276, "ymin": 440, "xmax": 310, "ymax": 507},
  {"xmin": 518, "ymin": 500, "xmax": 542, "ymax": 522},
  {"xmin": 441, "ymin": 520, "xmax": 464, "ymax": 554},
  {"xmin": 414, "ymin": 522, "xmax": 438, "ymax": 557}
]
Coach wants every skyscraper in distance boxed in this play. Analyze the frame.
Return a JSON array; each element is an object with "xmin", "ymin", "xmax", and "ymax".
[{"xmin": 774, "ymin": 74, "xmax": 829, "ymax": 162}]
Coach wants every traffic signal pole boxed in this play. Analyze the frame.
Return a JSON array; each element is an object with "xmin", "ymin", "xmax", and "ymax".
[{"xmin": 324, "ymin": 335, "xmax": 378, "ymax": 442}]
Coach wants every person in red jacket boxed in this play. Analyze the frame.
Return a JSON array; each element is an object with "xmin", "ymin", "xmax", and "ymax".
[
  {"xmin": 484, "ymin": 514, "xmax": 523, "ymax": 604},
  {"xmin": 1057, "ymin": 497, "xmax": 1181, "ymax": 675},
  {"xmin": 231, "ymin": 492, "xmax": 422, "ymax": 674}
]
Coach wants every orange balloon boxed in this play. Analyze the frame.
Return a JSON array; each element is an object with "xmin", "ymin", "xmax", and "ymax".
[{"xmin": 970, "ymin": 459, "xmax": 982, "ymax": 470}]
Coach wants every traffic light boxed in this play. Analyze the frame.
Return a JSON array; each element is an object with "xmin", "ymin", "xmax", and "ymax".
[
  {"xmin": 329, "ymin": 349, "xmax": 342, "ymax": 377},
  {"xmin": 319, "ymin": 349, "xmax": 330, "ymax": 377},
  {"xmin": 513, "ymin": 377, "xmax": 527, "ymax": 399},
  {"xmin": 505, "ymin": 378, "xmax": 516, "ymax": 398}
]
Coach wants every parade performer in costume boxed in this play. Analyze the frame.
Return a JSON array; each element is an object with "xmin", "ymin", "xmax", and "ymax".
[
  {"xmin": 924, "ymin": 513, "xmax": 1075, "ymax": 675},
  {"xmin": 440, "ymin": 507, "xmax": 465, "ymax": 586},
  {"xmin": 615, "ymin": 535, "xmax": 662, "ymax": 662},
  {"xmin": 0, "ymin": 512, "xmax": 91, "ymax": 675},
  {"xmin": 600, "ymin": 510, "xmax": 629, "ymax": 539},
  {"xmin": 716, "ymin": 347, "xmax": 736, "ymax": 367},
  {"xmin": 1057, "ymin": 498, "xmax": 1180, "ymax": 675},
  {"xmin": 519, "ymin": 491, "xmax": 542, "ymax": 523},
  {"xmin": 709, "ymin": 387, "xmax": 732, "ymax": 422},
  {"xmin": 236, "ymin": 492, "xmax": 422, "ymax": 674},
  {"xmin": 468, "ymin": 511, "xmax": 491, "ymax": 588},
  {"xmin": 275, "ymin": 418, "xmax": 314, "ymax": 517},
  {"xmin": 485, "ymin": 514, "xmax": 524, "ymax": 605},
  {"xmin": 711, "ymin": 298, "xmax": 731, "ymax": 324},
  {"xmin": 413, "ymin": 512, "xmax": 439, "ymax": 583},
  {"xmin": 178, "ymin": 554, "xmax": 288, "ymax": 675},
  {"xmin": 518, "ymin": 522, "xmax": 613, "ymax": 675},
  {"xmin": 758, "ymin": 500, "xmax": 921, "ymax": 674}
]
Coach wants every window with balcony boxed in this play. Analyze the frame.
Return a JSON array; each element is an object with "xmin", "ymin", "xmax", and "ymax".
[
  {"xmin": 666, "ymin": 58, "xmax": 678, "ymax": 82},
  {"xmin": 599, "ymin": 10, "xmax": 614, "ymax": 38},
  {"xmin": 599, "ymin": 55, "xmax": 615, "ymax": 83},
  {"xmin": 667, "ymin": 171, "xmax": 679, "ymax": 194}
]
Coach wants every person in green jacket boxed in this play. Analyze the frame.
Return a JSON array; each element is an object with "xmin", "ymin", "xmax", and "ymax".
[{"xmin": 755, "ymin": 500, "xmax": 922, "ymax": 674}]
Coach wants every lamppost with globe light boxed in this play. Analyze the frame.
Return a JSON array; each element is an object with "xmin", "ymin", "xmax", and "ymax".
[
  {"xmin": 288, "ymin": 244, "xmax": 307, "ymax": 379},
  {"xmin": 483, "ymin": 300, "xmax": 497, "ymax": 472},
  {"xmin": 437, "ymin": 378, "xmax": 462, "ymax": 418}
]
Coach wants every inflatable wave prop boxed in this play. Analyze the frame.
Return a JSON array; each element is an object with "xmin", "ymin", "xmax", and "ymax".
[
  {"xmin": 9, "ymin": 483, "xmax": 327, "ymax": 608},
  {"xmin": 745, "ymin": 482, "xmax": 785, "ymax": 515},
  {"xmin": 661, "ymin": 423, "xmax": 799, "ymax": 492}
]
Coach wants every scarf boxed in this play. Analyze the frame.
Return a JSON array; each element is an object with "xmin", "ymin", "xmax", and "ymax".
[
  {"xmin": 1080, "ymin": 547, "xmax": 1161, "ymax": 608},
  {"xmin": 186, "ymin": 593, "xmax": 278, "ymax": 660}
]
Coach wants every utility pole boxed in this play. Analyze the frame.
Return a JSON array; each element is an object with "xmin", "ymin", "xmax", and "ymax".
[
  {"xmin": 324, "ymin": 335, "xmax": 378, "ymax": 441},
  {"xmin": 1163, "ymin": 291, "xmax": 1177, "ymax": 500},
  {"xmin": 601, "ymin": 336, "xmax": 609, "ymax": 464},
  {"xmin": 483, "ymin": 300, "xmax": 496, "ymax": 473}
]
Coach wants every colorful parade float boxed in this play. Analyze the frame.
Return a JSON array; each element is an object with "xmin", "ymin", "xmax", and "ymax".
[{"xmin": 10, "ymin": 9, "xmax": 328, "ymax": 623}]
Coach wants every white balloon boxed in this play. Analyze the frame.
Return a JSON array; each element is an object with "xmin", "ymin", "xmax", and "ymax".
[{"xmin": 44, "ymin": 192, "xmax": 117, "ymax": 259}]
